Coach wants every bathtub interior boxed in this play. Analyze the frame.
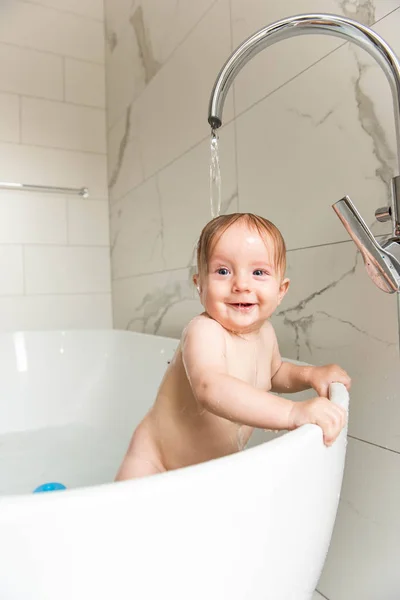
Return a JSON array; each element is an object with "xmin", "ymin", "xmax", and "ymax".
[
  {"xmin": 0, "ymin": 329, "xmax": 339, "ymax": 497},
  {"xmin": 0, "ymin": 330, "xmax": 178, "ymax": 496}
]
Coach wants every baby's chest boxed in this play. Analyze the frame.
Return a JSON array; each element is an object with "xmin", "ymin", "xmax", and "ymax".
[{"xmin": 225, "ymin": 345, "xmax": 272, "ymax": 390}]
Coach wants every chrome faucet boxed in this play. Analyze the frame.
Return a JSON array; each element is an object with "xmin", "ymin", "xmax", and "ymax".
[{"xmin": 208, "ymin": 14, "xmax": 400, "ymax": 293}]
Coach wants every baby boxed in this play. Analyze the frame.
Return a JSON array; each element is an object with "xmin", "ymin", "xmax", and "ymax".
[{"xmin": 115, "ymin": 213, "xmax": 350, "ymax": 480}]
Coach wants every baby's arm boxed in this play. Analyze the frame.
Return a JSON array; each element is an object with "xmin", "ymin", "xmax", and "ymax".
[
  {"xmin": 182, "ymin": 317, "xmax": 295, "ymax": 431},
  {"xmin": 266, "ymin": 327, "xmax": 348, "ymax": 444},
  {"xmin": 182, "ymin": 317, "xmax": 346, "ymax": 445}
]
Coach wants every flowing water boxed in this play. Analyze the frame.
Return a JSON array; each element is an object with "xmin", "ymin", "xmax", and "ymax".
[{"xmin": 209, "ymin": 130, "xmax": 222, "ymax": 218}]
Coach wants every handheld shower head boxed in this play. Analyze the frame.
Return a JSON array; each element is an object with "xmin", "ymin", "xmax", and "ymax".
[{"xmin": 333, "ymin": 196, "xmax": 400, "ymax": 293}]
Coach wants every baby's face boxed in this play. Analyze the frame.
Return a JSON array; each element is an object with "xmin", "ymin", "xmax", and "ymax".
[{"xmin": 196, "ymin": 221, "xmax": 289, "ymax": 334}]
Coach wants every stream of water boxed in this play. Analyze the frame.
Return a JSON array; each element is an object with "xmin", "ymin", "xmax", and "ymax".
[{"xmin": 209, "ymin": 130, "xmax": 222, "ymax": 218}]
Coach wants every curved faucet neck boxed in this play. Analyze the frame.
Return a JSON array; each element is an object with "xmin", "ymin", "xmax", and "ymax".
[{"xmin": 208, "ymin": 13, "xmax": 400, "ymax": 172}]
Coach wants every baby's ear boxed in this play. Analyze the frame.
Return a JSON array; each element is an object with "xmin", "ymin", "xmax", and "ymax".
[
  {"xmin": 193, "ymin": 274, "xmax": 201, "ymax": 294},
  {"xmin": 278, "ymin": 278, "xmax": 290, "ymax": 303}
]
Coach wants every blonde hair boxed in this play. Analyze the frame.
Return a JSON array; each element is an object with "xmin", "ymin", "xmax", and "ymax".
[{"xmin": 196, "ymin": 213, "xmax": 286, "ymax": 279}]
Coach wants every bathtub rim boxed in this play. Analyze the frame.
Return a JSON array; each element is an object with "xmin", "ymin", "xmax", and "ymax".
[
  {"xmin": 0, "ymin": 382, "xmax": 348, "ymax": 508},
  {"xmin": 0, "ymin": 328, "xmax": 180, "ymax": 343}
]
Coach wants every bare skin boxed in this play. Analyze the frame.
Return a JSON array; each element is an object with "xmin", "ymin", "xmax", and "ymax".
[
  {"xmin": 116, "ymin": 317, "xmax": 274, "ymax": 478},
  {"xmin": 115, "ymin": 221, "xmax": 350, "ymax": 481}
]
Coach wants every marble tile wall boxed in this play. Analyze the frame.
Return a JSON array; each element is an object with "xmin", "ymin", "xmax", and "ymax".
[
  {"xmin": 0, "ymin": 0, "xmax": 111, "ymax": 330},
  {"xmin": 105, "ymin": 1, "xmax": 400, "ymax": 598}
]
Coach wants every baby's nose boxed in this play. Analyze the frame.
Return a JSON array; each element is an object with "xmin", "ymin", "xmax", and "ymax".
[{"xmin": 233, "ymin": 272, "xmax": 251, "ymax": 291}]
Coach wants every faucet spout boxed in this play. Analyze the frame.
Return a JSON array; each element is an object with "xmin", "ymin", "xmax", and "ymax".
[
  {"xmin": 208, "ymin": 13, "xmax": 400, "ymax": 292},
  {"xmin": 208, "ymin": 13, "xmax": 400, "ymax": 162}
]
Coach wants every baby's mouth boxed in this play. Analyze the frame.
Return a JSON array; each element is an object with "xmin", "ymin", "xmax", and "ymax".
[{"xmin": 228, "ymin": 303, "xmax": 255, "ymax": 311}]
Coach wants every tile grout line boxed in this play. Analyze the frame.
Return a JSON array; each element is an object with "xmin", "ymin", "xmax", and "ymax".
[
  {"xmin": 0, "ymin": 38, "xmax": 104, "ymax": 66},
  {"xmin": 348, "ymin": 434, "xmax": 400, "ymax": 456},
  {"xmin": 0, "ymin": 138, "xmax": 107, "ymax": 157},
  {"xmin": 0, "ymin": 89, "xmax": 106, "ymax": 113},
  {"xmin": 23, "ymin": 94, "xmax": 106, "ymax": 112},
  {"xmin": 0, "ymin": 291, "xmax": 112, "ymax": 298},
  {"xmin": 15, "ymin": 0, "xmax": 104, "ymax": 24},
  {"xmin": 0, "ymin": 243, "xmax": 110, "ymax": 249}
]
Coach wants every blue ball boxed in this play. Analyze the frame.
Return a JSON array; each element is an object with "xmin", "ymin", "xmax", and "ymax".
[{"xmin": 33, "ymin": 482, "xmax": 66, "ymax": 493}]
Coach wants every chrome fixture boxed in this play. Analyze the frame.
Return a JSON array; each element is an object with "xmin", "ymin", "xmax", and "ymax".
[
  {"xmin": 208, "ymin": 14, "xmax": 400, "ymax": 293},
  {"xmin": 0, "ymin": 182, "xmax": 89, "ymax": 197},
  {"xmin": 333, "ymin": 196, "xmax": 400, "ymax": 292}
]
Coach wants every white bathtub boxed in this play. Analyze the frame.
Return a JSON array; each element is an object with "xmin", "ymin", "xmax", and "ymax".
[{"xmin": 0, "ymin": 330, "xmax": 348, "ymax": 600}]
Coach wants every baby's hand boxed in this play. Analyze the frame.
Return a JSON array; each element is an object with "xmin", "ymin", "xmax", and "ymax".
[
  {"xmin": 288, "ymin": 397, "xmax": 347, "ymax": 446},
  {"xmin": 308, "ymin": 364, "xmax": 351, "ymax": 398}
]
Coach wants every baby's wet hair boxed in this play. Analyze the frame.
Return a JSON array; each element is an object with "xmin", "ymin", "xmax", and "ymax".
[{"xmin": 196, "ymin": 213, "xmax": 286, "ymax": 279}]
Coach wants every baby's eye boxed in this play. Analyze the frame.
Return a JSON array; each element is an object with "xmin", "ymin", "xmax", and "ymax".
[
  {"xmin": 253, "ymin": 269, "xmax": 267, "ymax": 276},
  {"xmin": 217, "ymin": 268, "xmax": 230, "ymax": 275}
]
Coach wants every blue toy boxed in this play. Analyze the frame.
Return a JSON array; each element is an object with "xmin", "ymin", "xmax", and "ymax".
[{"xmin": 33, "ymin": 482, "xmax": 67, "ymax": 493}]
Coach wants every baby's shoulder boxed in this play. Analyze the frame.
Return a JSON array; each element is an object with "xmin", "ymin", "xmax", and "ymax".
[
  {"xmin": 182, "ymin": 313, "xmax": 224, "ymax": 337},
  {"xmin": 180, "ymin": 315, "xmax": 227, "ymax": 362}
]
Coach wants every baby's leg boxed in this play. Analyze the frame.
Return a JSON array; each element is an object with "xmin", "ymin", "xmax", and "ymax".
[
  {"xmin": 115, "ymin": 422, "xmax": 165, "ymax": 481},
  {"xmin": 115, "ymin": 455, "xmax": 163, "ymax": 480}
]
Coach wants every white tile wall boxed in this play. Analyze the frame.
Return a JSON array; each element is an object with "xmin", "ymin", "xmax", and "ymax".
[
  {"xmin": 29, "ymin": 0, "xmax": 104, "ymax": 21},
  {"xmin": 21, "ymin": 97, "xmax": 106, "ymax": 152},
  {"xmin": 112, "ymin": 267, "xmax": 201, "ymax": 336},
  {"xmin": 0, "ymin": 294, "xmax": 112, "ymax": 331},
  {"xmin": 0, "ymin": 193, "xmax": 67, "ymax": 244},
  {"xmin": 0, "ymin": 93, "xmax": 20, "ymax": 142},
  {"xmin": 104, "ymin": 0, "xmax": 215, "ymax": 61},
  {"xmin": 110, "ymin": 177, "xmax": 165, "ymax": 279},
  {"xmin": 318, "ymin": 438, "xmax": 400, "ymax": 599},
  {"xmin": 105, "ymin": 19, "xmax": 145, "ymax": 130},
  {"xmin": 104, "ymin": 0, "xmax": 216, "ymax": 129},
  {"xmin": 235, "ymin": 37, "xmax": 397, "ymax": 247},
  {"xmin": 0, "ymin": 142, "xmax": 108, "ymax": 199},
  {"xmin": 0, "ymin": 0, "xmax": 111, "ymax": 331},
  {"xmin": 105, "ymin": 1, "xmax": 400, "ymax": 598},
  {"xmin": 67, "ymin": 199, "xmax": 110, "ymax": 246},
  {"xmin": 24, "ymin": 246, "xmax": 111, "ymax": 295},
  {"xmin": 0, "ymin": 246, "xmax": 24, "ymax": 295},
  {"xmin": 0, "ymin": 1, "xmax": 104, "ymax": 63},
  {"xmin": 65, "ymin": 59, "xmax": 106, "ymax": 108},
  {"xmin": 131, "ymin": 0, "xmax": 234, "ymax": 179},
  {"xmin": 274, "ymin": 241, "xmax": 400, "ymax": 451},
  {"xmin": 104, "ymin": 0, "xmax": 132, "ymax": 39},
  {"xmin": 0, "ymin": 42, "xmax": 63, "ymax": 100},
  {"xmin": 108, "ymin": 108, "xmax": 145, "ymax": 204}
]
